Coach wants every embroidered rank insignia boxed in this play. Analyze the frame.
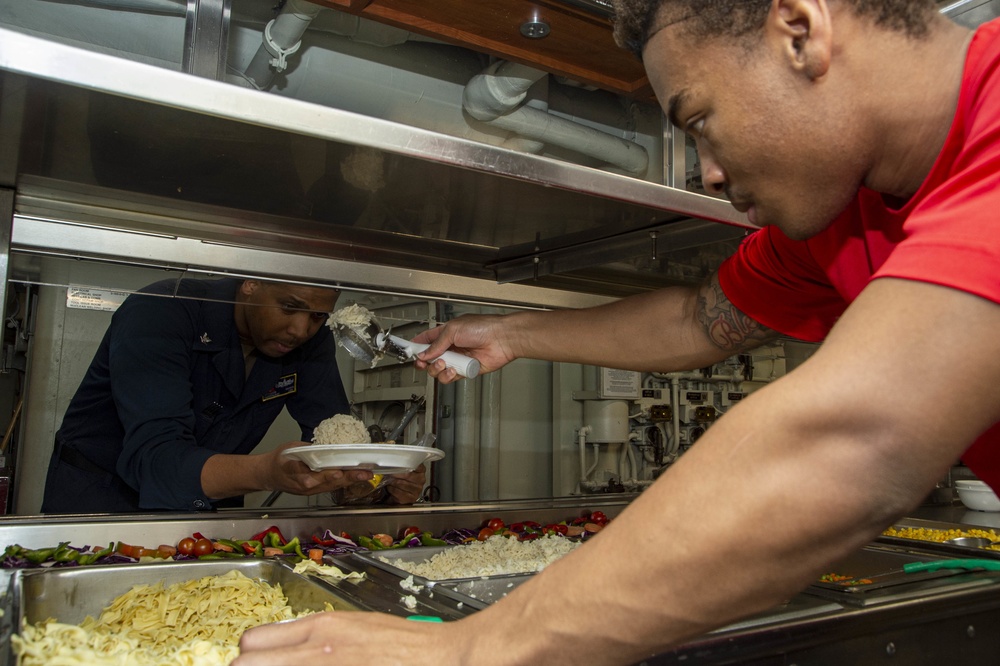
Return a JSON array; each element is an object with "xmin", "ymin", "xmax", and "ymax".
[{"xmin": 262, "ymin": 373, "xmax": 297, "ymax": 401}]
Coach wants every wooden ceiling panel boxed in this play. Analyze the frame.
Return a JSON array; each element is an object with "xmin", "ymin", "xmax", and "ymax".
[{"xmin": 315, "ymin": 0, "xmax": 653, "ymax": 97}]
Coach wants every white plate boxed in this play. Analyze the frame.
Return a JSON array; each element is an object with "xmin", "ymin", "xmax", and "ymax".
[{"xmin": 281, "ymin": 443, "xmax": 445, "ymax": 474}]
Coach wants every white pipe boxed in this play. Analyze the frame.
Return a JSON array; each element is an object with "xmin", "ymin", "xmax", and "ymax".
[
  {"xmin": 626, "ymin": 440, "xmax": 639, "ymax": 480},
  {"xmin": 626, "ymin": 432, "xmax": 642, "ymax": 481},
  {"xmin": 453, "ymin": 377, "xmax": 479, "ymax": 501},
  {"xmin": 660, "ymin": 423, "xmax": 678, "ymax": 463},
  {"xmin": 463, "ymin": 61, "xmax": 649, "ymax": 175},
  {"xmin": 236, "ymin": 0, "xmax": 324, "ymax": 90},
  {"xmin": 478, "ymin": 371, "xmax": 501, "ymax": 501},
  {"xmin": 578, "ymin": 425, "xmax": 592, "ymax": 487},
  {"xmin": 464, "ymin": 60, "xmax": 547, "ymax": 116}
]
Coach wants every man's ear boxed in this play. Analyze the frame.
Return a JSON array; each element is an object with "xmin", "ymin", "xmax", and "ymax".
[
  {"xmin": 240, "ymin": 279, "xmax": 262, "ymax": 297},
  {"xmin": 769, "ymin": 0, "xmax": 832, "ymax": 80}
]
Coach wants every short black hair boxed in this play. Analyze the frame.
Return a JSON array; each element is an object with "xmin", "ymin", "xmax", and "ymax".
[{"xmin": 612, "ymin": 0, "xmax": 939, "ymax": 58}]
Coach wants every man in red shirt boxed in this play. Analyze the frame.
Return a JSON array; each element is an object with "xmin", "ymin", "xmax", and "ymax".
[{"xmin": 237, "ymin": 2, "xmax": 1000, "ymax": 664}]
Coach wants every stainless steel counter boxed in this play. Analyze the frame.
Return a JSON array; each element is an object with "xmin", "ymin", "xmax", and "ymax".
[
  {"xmin": 911, "ymin": 503, "xmax": 1000, "ymax": 530},
  {"xmin": 2, "ymin": 501, "xmax": 1000, "ymax": 665}
]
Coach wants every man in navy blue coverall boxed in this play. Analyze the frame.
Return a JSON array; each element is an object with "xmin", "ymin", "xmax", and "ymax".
[{"xmin": 41, "ymin": 277, "xmax": 425, "ymax": 513}]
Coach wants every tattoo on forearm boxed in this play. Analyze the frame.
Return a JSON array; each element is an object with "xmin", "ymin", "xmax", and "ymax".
[{"xmin": 697, "ymin": 279, "xmax": 774, "ymax": 353}]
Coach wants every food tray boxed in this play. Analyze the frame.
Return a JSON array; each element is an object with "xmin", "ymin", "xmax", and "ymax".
[
  {"xmin": 806, "ymin": 545, "xmax": 996, "ymax": 606},
  {"xmin": 354, "ymin": 546, "xmax": 535, "ymax": 583},
  {"xmin": 352, "ymin": 547, "xmax": 536, "ymax": 610},
  {"xmin": 3, "ymin": 558, "xmax": 359, "ymax": 637},
  {"xmin": 434, "ymin": 575, "xmax": 532, "ymax": 610}
]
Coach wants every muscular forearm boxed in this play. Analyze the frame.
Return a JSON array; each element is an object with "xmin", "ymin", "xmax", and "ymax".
[{"xmin": 507, "ymin": 276, "xmax": 772, "ymax": 372}]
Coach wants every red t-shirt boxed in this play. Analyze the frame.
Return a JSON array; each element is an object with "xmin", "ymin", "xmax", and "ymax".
[{"xmin": 718, "ymin": 18, "xmax": 1000, "ymax": 489}]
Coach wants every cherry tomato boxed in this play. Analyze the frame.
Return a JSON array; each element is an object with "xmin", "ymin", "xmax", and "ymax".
[
  {"xmin": 486, "ymin": 518, "xmax": 505, "ymax": 531},
  {"xmin": 590, "ymin": 511, "xmax": 609, "ymax": 525},
  {"xmin": 399, "ymin": 526, "xmax": 421, "ymax": 539},
  {"xmin": 177, "ymin": 537, "xmax": 196, "ymax": 555},
  {"xmin": 192, "ymin": 538, "xmax": 214, "ymax": 557},
  {"xmin": 477, "ymin": 527, "xmax": 495, "ymax": 541}
]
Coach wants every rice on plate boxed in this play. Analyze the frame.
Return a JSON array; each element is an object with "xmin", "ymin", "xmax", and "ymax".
[{"xmin": 312, "ymin": 414, "xmax": 370, "ymax": 445}]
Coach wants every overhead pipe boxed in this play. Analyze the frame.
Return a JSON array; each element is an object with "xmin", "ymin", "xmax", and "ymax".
[
  {"xmin": 463, "ymin": 60, "xmax": 649, "ymax": 175},
  {"xmin": 235, "ymin": 0, "xmax": 324, "ymax": 90},
  {"xmin": 40, "ymin": 0, "xmax": 186, "ymax": 14}
]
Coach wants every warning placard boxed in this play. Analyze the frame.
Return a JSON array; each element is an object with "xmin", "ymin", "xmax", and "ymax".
[{"xmin": 66, "ymin": 286, "xmax": 130, "ymax": 312}]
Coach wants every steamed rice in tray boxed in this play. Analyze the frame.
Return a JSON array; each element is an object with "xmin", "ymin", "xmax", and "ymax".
[
  {"xmin": 312, "ymin": 414, "xmax": 370, "ymax": 445},
  {"xmin": 380, "ymin": 534, "xmax": 581, "ymax": 580}
]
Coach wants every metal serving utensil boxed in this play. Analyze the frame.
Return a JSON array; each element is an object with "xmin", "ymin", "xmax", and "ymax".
[
  {"xmin": 332, "ymin": 319, "xmax": 383, "ymax": 366},
  {"xmin": 331, "ymin": 310, "xmax": 480, "ymax": 378}
]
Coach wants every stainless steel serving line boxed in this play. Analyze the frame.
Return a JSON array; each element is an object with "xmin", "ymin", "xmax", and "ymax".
[{"xmin": 2, "ymin": 503, "xmax": 1000, "ymax": 665}]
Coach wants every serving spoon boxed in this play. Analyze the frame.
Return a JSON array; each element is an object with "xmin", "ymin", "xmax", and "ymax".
[{"xmin": 330, "ymin": 311, "xmax": 480, "ymax": 378}]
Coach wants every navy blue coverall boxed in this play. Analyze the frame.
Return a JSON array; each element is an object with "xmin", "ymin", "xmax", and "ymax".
[{"xmin": 41, "ymin": 278, "xmax": 349, "ymax": 513}]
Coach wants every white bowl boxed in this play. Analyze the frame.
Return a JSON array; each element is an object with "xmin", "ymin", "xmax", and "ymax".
[{"xmin": 956, "ymin": 480, "xmax": 1000, "ymax": 512}]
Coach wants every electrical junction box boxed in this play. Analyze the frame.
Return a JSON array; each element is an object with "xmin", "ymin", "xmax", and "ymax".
[
  {"xmin": 598, "ymin": 367, "xmax": 640, "ymax": 399},
  {"xmin": 680, "ymin": 390, "xmax": 710, "ymax": 406},
  {"xmin": 721, "ymin": 391, "xmax": 746, "ymax": 407},
  {"xmin": 678, "ymin": 390, "xmax": 714, "ymax": 423}
]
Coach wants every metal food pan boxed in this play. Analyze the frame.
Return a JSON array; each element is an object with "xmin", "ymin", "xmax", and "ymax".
[
  {"xmin": 353, "ymin": 547, "xmax": 537, "ymax": 611},
  {"xmin": 10, "ymin": 558, "xmax": 359, "ymax": 627},
  {"xmin": 354, "ymin": 546, "xmax": 536, "ymax": 584},
  {"xmin": 433, "ymin": 575, "xmax": 533, "ymax": 610},
  {"xmin": 805, "ymin": 545, "xmax": 996, "ymax": 606}
]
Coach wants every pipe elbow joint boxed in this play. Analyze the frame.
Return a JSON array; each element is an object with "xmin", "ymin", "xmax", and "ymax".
[{"xmin": 463, "ymin": 73, "xmax": 526, "ymax": 122}]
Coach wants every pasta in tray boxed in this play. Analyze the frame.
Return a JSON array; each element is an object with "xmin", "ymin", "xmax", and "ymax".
[{"xmin": 12, "ymin": 569, "xmax": 330, "ymax": 665}]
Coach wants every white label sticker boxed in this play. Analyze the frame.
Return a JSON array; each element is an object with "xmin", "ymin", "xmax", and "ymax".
[
  {"xmin": 599, "ymin": 367, "xmax": 641, "ymax": 399},
  {"xmin": 66, "ymin": 286, "xmax": 130, "ymax": 312}
]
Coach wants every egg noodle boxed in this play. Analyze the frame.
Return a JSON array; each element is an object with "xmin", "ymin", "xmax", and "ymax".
[{"xmin": 12, "ymin": 569, "xmax": 330, "ymax": 665}]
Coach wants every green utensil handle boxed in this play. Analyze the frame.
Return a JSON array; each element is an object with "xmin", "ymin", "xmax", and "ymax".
[{"xmin": 904, "ymin": 558, "xmax": 1000, "ymax": 574}]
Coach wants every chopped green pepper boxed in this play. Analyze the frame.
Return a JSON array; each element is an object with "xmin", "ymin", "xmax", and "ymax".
[
  {"xmin": 24, "ymin": 544, "xmax": 63, "ymax": 564},
  {"xmin": 279, "ymin": 536, "xmax": 305, "ymax": 558},
  {"xmin": 240, "ymin": 540, "xmax": 263, "ymax": 557},
  {"xmin": 198, "ymin": 552, "xmax": 245, "ymax": 559},
  {"xmin": 217, "ymin": 538, "xmax": 244, "ymax": 553},
  {"xmin": 53, "ymin": 544, "xmax": 80, "ymax": 563},
  {"xmin": 419, "ymin": 532, "xmax": 447, "ymax": 547},
  {"xmin": 78, "ymin": 543, "xmax": 114, "ymax": 566},
  {"xmin": 264, "ymin": 531, "xmax": 284, "ymax": 549}
]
